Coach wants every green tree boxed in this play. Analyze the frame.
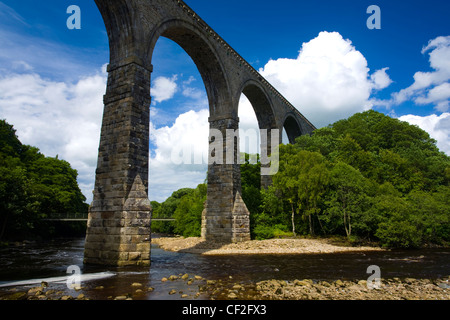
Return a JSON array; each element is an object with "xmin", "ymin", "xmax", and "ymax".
[
  {"xmin": 325, "ymin": 162, "xmax": 368, "ymax": 239},
  {"xmin": 173, "ymin": 183, "xmax": 207, "ymax": 237},
  {"xmin": 0, "ymin": 119, "xmax": 88, "ymax": 240},
  {"xmin": 273, "ymin": 147, "xmax": 329, "ymax": 236}
]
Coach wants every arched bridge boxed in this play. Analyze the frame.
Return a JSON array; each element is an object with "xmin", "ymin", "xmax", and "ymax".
[{"xmin": 84, "ymin": 0, "xmax": 316, "ymax": 266}]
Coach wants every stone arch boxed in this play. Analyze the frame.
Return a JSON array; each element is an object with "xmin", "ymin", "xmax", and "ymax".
[
  {"xmin": 146, "ymin": 19, "xmax": 232, "ymax": 118},
  {"xmin": 283, "ymin": 113, "xmax": 303, "ymax": 144},
  {"xmin": 238, "ymin": 80, "xmax": 279, "ymax": 189},
  {"xmin": 86, "ymin": 0, "xmax": 316, "ymax": 266},
  {"xmin": 238, "ymin": 80, "xmax": 277, "ymax": 130}
]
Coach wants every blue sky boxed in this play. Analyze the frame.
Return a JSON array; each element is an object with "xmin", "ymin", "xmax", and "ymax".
[{"xmin": 0, "ymin": 0, "xmax": 449, "ymax": 203}]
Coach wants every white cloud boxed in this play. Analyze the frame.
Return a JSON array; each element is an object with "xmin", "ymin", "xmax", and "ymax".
[
  {"xmin": 398, "ymin": 113, "xmax": 450, "ymax": 155},
  {"xmin": 0, "ymin": 68, "xmax": 107, "ymax": 203},
  {"xmin": 371, "ymin": 68, "xmax": 393, "ymax": 90},
  {"xmin": 389, "ymin": 36, "xmax": 450, "ymax": 111},
  {"xmin": 259, "ymin": 31, "xmax": 392, "ymax": 128},
  {"xmin": 149, "ymin": 109, "xmax": 210, "ymax": 202},
  {"xmin": 151, "ymin": 75, "xmax": 178, "ymax": 103}
]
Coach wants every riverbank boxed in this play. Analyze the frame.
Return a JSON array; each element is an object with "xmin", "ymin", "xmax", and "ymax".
[
  {"xmin": 151, "ymin": 236, "xmax": 385, "ymax": 255},
  {"xmin": 1, "ymin": 274, "xmax": 448, "ymax": 300}
]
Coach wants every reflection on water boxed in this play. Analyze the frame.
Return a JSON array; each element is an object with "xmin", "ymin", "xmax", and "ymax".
[{"xmin": 0, "ymin": 237, "xmax": 449, "ymax": 299}]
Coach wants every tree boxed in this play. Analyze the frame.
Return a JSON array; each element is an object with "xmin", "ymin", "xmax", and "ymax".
[
  {"xmin": 0, "ymin": 119, "xmax": 88, "ymax": 240},
  {"xmin": 173, "ymin": 183, "xmax": 206, "ymax": 237},
  {"xmin": 326, "ymin": 162, "xmax": 368, "ymax": 239},
  {"xmin": 273, "ymin": 147, "xmax": 329, "ymax": 236}
]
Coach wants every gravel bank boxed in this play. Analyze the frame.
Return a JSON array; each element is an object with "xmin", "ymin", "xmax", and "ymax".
[{"xmin": 151, "ymin": 236, "xmax": 384, "ymax": 255}]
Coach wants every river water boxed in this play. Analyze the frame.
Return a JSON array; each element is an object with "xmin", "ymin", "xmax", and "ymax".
[{"xmin": 0, "ymin": 236, "xmax": 449, "ymax": 300}]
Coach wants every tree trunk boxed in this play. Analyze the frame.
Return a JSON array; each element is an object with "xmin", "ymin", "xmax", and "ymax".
[
  {"xmin": 291, "ymin": 202, "xmax": 296, "ymax": 237},
  {"xmin": 308, "ymin": 214, "xmax": 314, "ymax": 236},
  {"xmin": 348, "ymin": 212, "xmax": 351, "ymax": 238}
]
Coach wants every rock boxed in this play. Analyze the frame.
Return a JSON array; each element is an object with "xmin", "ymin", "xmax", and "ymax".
[
  {"xmin": 438, "ymin": 283, "xmax": 450, "ymax": 289},
  {"xmin": 207, "ymin": 280, "xmax": 216, "ymax": 285},
  {"xmin": 228, "ymin": 292, "xmax": 238, "ymax": 299},
  {"xmin": 135, "ymin": 289, "xmax": 143, "ymax": 294},
  {"xmin": 169, "ymin": 289, "xmax": 177, "ymax": 295},
  {"xmin": 95, "ymin": 286, "xmax": 104, "ymax": 290},
  {"xmin": 275, "ymin": 288, "xmax": 283, "ymax": 295},
  {"xmin": 114, "ymin": 295, "xmax": 128, "ymax": 300},
  {"xmin": 131, "ymin": 282, "xmax": 143, "ymax": 287},
  {"xmin": 358, "ymin": 280, "xmax": 367, "ymax": 287},
  {"xmin": 148, "ymin": 287, "xmax": 154, "ymax": 292},
  {"xmin": 41, "ymin": 281, "xmax": 49, "ymax": 288},
  {"xmin": 181, "ymin": 294, "xmax": 188, "ymax": 298},
  {"xmin": 77, "ymin": 294, "xmax": 85, "ymax": 300},
  {"xmin": 2, "ymin": 292, "xmax": 27, "ymax": 300},
  {"xmin": 232, "ymin": 284, "xmax": 243, "ymax": 290},
  {"xmin": 294, "ymin": 280, "xmax": 312, "ymax": 287},
  {"xmin": 27, "ymin": 287, "xmax": 43, "ymax": 295},
  {"xmin": 194, "ymin": 275, "xmax": 203, "ymax": 280},
  {"xmin": 335, "ymin": 280, "xmax": 344, "ymax": 287},
  {"xmin": 169, "ymin": 275, "xmax": 178, "ymax": 281},
  {"xmin": 61, "ymin": 295, "xmax": 73, "ymax": 300},
  {"xmin": 45, "ymin": 290, "xmax": 55, "ymax": 296},
  {"xmin": 161, "ymin": 277, "xmax": 168, "ymax": 282},
  {"xmin": 181, "ymin": 274, "xmax": 189, "ymax": 280}
]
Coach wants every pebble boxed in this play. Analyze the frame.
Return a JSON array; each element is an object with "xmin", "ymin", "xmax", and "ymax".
[
  {"xmin": 227, "ymin": 292, "xmax": 238, "ymax": 299},
  {"xmin": 131, "ymin": 282, "xmax": 143, "ymax": 287}
]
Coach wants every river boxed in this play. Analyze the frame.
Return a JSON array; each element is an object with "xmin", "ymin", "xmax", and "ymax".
[{"xmin": 0, "ymin": 236, "xmax": 449, "ymax": 300}]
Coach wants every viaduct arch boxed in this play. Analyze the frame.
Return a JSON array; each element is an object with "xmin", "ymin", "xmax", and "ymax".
[{"xmin": 84, "ymin": 0, "xmax": 316, "ymax": 266}]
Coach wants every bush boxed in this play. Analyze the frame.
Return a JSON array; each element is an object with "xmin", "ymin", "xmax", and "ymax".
[
  {"xmin": 376, "ymin": 220, "xmax": 422, "ymax": 248},
  {"xmin": 253, "ymin": 224, "xmax": 292, "ymax": 240}
]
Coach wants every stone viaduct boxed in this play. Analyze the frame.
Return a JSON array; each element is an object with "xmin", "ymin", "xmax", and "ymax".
[{"xmin": 84, "ymin": 0, "xmax": 316, "ymax": 266}]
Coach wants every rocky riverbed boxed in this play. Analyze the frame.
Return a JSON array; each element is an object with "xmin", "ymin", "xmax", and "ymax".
[
  {"xmin": 1, "ymin": 273, "xmax": 448, "ymax": 300},
  {"xmin": 151, "ymin": 236, "xmax": 384, "ymax": 255}
]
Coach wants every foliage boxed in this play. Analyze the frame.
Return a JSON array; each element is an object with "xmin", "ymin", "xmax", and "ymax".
[
  {"xmin": 0, "ymin": 120, "xmax": 88, "ymax": 240},
  {"xmin": 258, "ymin": 111, "xmax": 450, "ymax": 247}
]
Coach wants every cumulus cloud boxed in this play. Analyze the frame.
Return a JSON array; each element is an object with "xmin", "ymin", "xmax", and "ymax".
[
  {"xmin": 389, "ymin": 36, "xmax": 450, "ymax": 111},
  {"xmin": 151, "ymin": 75, "xmax": 178, "ymax": 103},
  {"xmin": 149, "ymin": 109, "xmax": 210, "ymax": 202},
  {"xmin": 399, "ymin": 113, "xmax": 450, "ymax": 155},
  {"xmin": 259, "ymin": 31, "xmax": 392, "ymax": 128},
  {"xmin": 0, "ymin": 68, "xmax": 107, "ymax": 202}
]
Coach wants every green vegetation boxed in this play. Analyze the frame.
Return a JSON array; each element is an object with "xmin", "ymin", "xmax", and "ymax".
[
  {"xmin": 155, "ymin": 111, "xmax": 450, "ymax": 249},
  {"xmin": 258, "ymin": 110, "xmax": 450, "ymax": 248},
  {"xmin": 0, "ymin": 120, "xmax": 88, "ymax": 241},
  {"xmin": 152, "ymin": 184, "xmax": 206, "ymax": 237}
]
